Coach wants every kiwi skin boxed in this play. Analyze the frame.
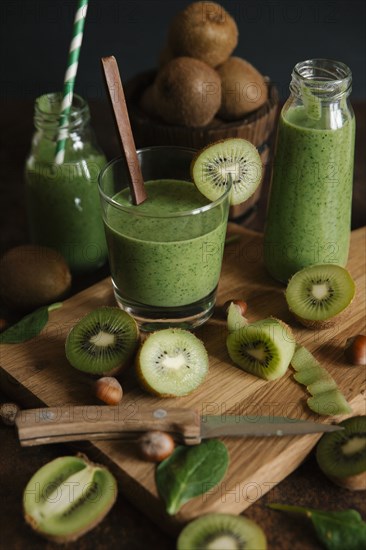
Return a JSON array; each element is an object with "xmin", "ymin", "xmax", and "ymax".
[
  {"xmin": 217, "ymin": 57, "xmax": 268, "ymax": 120},
  {"xmin": 0, "ymin": 245, "xmax": 71, "ymax": 311},
  {"xmin": 167, "ymin": 1, "xmax": 238, "ymax": 68},
  {"xmin": 153, "ymin": 57, "xmax": 221, "ymax": 127}
]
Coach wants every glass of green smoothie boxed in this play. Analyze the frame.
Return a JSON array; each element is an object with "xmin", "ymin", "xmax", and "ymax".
[{"xmin": 98, "ymin": 147, "xmax": 231, "ymax": 330}]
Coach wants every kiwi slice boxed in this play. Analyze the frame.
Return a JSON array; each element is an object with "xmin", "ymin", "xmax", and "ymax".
[
  {"xmin": 191, "ymin": 138, "xmax": 262, "ymax": 206},
  {"xmin": 285, "ymin": 264, "xmax": 355, "ymax": 329},
  {"xmin": 136, "ymin": 328, "xmax": 209, "ymax": 397},
  {"xmin": 23, "ymin": 455, "xmax": 117, "ymax": 543},
  {"xmin": 227, "ymin": 302, "xmax": 249, "ymax": 333},
  {"xmin": 291, "ymin": 345, "xmax": 352, "ymax": 415},
  {"xmin": 226, "ymin": 318, "xmax": 295, "ymax": 381},
  {"xmin": 65, "ymin": 307, "xmax": 139, "ymax": 376},
  {"xmin": 177, "ymin": 513, "xmax": 267, "ymax": 550},
  {"xmin": 316, "ymin": 416, "xmax": 366, "ymax": 491}
]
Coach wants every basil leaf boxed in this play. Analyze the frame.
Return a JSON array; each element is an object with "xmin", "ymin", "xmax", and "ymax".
[
  {"xmin": 269, "ymin": 504, "xmax": 366, "ymax": 550},
  {"xmin": 0, "ymin": 303, "xmax": 62, "ymax": 344},
  {"xmin": 156, "ymin": 439, "xmax": 228, "ymax": 515}
]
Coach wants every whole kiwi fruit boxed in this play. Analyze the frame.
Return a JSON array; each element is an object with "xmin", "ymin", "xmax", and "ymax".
[
  {"xmin": 167, "ymin": 1, "xmax": 238, "ymax": 68},
  {"xmin": 217, "ymin": 57, "xmax": 268, "ymax": 120},
  {"xmin": 153, "ymin": 57, "xmax": 221, "ymax": 127},
  {"xmin": 0, "ymin": 245, "xmax": 71, "ymax": 311}
]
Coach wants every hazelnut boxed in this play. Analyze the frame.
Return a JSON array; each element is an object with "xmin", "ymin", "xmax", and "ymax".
[
  {"xmin": 94, "ymin": 377, "xmax": 123, "ymax": 406},
  {"xmin": 344, "ymin": 335, "xmax": 366, "ymax": 366},
  {"xmin": 0, "ymin": 402, "xmax": 20, "ymax": 426},
  {"xmin": 138, "ymin": 431, "xmax": 175, "ymax": 462}
]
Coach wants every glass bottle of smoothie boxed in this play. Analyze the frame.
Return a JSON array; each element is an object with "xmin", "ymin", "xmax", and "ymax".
[
  {"xmin": 263, "ymin": 59, "xmax": 355, "ymax": 282},
  {"xmin": 25, "ymin": 93, "xmax": 108, "ymax": 274}
]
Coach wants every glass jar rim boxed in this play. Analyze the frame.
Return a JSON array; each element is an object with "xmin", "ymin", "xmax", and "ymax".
[
  {"xmin": 291, "ymin": 58, "xmax": 352, "ymax": 99},
  {"xmin": 34, "ymin": 92, "xmax": 89, "ymax": 129},
  {"xmin": 98, "ymin": 146, "xmax": 233, "ymax": 218}
]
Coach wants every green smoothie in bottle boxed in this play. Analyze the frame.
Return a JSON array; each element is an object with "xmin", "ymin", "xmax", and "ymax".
[
  {"xmin": 264, "ymin": 59, "xmax": 355, "ymax": 282},
  {"xmin": 25, "ymin": 93, "xmax": 108, "ymax": 274}
]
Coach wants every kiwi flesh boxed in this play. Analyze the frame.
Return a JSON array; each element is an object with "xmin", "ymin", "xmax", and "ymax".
[
  {"xmin": 227, "ymin": 302, "xmax": 249, "ymax": 333},
  {"xmin": 285, "ymin": 264, "xmax": 355, "ymax": 329},
  {"xmin": 65, "ymin": 307, "xmax": 139, "ymax": 376},
  {"xmin": 316, "ymin": 416, "xmax": 366, "ymax": 491},
  {"xmin": 136, "ymin": 328, "xmax": 209, "ymax": 397},
  {"xmin": 177, "ymin": 513, "xmax": 267, "ymax": 550},
  {"xmin": 23, "ymin": 454, "xmax": 117, "ymax": 543},
  {"xmin": 153, "ymin": 57, "xmax": 221, "ymax": 127},
  {"xmin": 0, "ymin": 245, "xmax": 71, "ymax": 311},
  {"xmin": 191, "ymin": 138, "xmax": 262, "ymax": 206},
  {"xmin": 167, "ymin": 2, "xmax": 238, "ymax": 68},
  {"xmin": 291, "ymin": 345, "xmax": 352, "ymax": 416},
  {"xmin": 217, "ymin": 57, "xmax": 268, "ymax": 120},
  {"xmin": 226, "ymin": 318, "xmax": 295, "ymax": 381}
]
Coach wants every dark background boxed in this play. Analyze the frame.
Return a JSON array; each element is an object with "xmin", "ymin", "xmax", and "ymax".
[{"xmin": 0, "ymin": 0, "xmax": 365, "ymax": 101}]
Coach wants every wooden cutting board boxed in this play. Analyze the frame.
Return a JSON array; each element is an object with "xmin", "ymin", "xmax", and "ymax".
[{"xmin": 1, "ymin": 225, "xmax": 365, "ymax": 534}]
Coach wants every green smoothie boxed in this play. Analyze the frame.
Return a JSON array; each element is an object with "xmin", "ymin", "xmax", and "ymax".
[
  {"xmin": 264, "ymin": 106, "xmax": 355, "ymax": 282},
  {"xmin": 26, "ymin": 142, "xmax": 108, "ymax": 273},
  {"xmin": 104, "ymin": 179, "xmax": 228, "ymax": 307}
]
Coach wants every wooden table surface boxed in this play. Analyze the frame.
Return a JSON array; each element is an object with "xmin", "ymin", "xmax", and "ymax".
[{"xmin": 0, "ymin": 99, "xmax": 365, "ymax": 549}]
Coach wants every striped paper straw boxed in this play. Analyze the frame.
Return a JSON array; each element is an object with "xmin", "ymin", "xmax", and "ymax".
[{"xmin": 55, "ymin": 0, "xmax": 89, "ymax": 165}]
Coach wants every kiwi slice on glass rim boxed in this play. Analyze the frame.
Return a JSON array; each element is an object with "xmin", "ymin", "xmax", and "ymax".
[
  {"xmin": 191, "ymin": 138, "xmax": 262, "ymax": 206},
  {"xmin": 65, "ymin": 307, "xmax": 139, "ymax": 376},
  {"xmin": 226, "ymin": 318, "xmax": 296, "ymax": 381},
  {"xmin": 23, "ymin": 455, "xmax": 117, "ymax": 543},
  {"xmin": 177, "ymin": 513, "xmax": 267, "ymax": 550},
  {"xmin": 316, "ymin": 416, "xmax": 366, "ymax": 491},
  {"xmin": 136, "ymin": 328, "xmax": 209, "ymax": 397},
  {"xmin": 285, "ymin": 264, "xmax": 355, "ymax": 329}
]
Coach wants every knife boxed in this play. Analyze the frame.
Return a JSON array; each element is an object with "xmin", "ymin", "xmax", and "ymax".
[{"xmin": 12, "ymin": 405, "xmax": 343, "ymax": 447}]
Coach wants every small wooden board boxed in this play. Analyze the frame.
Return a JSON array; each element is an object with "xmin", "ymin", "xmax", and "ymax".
[{"xmin": 1, "ymin": 226, "xmax": 365, "ymax": 533}]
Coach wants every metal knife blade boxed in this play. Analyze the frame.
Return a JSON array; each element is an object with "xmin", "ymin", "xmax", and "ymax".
[
  {"xmin": 12, "ymin": 405, "xmax": 344, "ymax": 446},
  {"xmin": 200, "ymin": 415, "xmax": 344, "ymax": 439}
]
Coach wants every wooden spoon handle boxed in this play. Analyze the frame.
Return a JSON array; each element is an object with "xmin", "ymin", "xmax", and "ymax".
[{"xmin": 15, "ymin": 405, "xmax": 201, "ymax": 446}]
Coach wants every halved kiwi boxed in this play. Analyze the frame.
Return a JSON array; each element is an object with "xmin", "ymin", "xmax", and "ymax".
[
  {"xmin": 285, "ymin": 264, "xmax": 355, "ymax": 329},
  {"xmin": 226, "ymin": 318, "xmax": 295, "ymax": 381},
  {"xmin": 65, "ymin": 307, "xmax": 139, "ymax": 376},
  {"xmin": 291, "ymin": 345, "xmax": 352, "ymax": 416},
  {"xmin": 191, "ymin": 138, "xmax": 262, "ymax": 206},
  {"xmin": 227, "ymin": 301, "xmax": 249, "ymax": 333},
  {"xmin": 316, "ymin": 416, "xmax": 366, "ymax": 491},
  {"xmin": 23, "ymin": 454, "xmax": 117, "ymax": 543},
  {"xmin": 177, "ymin": 513, "xmax": 267, "ymax": 550},
  {"xmin": 136, "ymin": 328, "xmax": 209, "ymax": 397}
]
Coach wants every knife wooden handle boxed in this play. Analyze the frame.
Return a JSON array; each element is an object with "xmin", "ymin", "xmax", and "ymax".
[{"xmin": 15, "ymin": 405, "xmax": 201, "ymax": 446}]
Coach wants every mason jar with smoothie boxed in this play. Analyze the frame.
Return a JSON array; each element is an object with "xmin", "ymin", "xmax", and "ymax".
[
  {"xmin": 98, "ymin": 147, "xmax": 231, "ymax": 330},
  {"xmin": 25, "ymin": 93, "xmax": 108, "ymax": 274},
  {"xmin": 264, "ymin": 59, "xmax": 355, "ymax": 282}
]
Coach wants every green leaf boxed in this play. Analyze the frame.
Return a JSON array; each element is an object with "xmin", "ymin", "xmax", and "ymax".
[
  {"xmin": 156, "ymin": 439, "xmax": 229, "ymax": 515},
  {"xmin": 0, "ymin": 303, "xmax": 62, "ymax": 344},
  {"xmin": 269, "ymin": 504, "xmax": 366, "ymax": 550}
]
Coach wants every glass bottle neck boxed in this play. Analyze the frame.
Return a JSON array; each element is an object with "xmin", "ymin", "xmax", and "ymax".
[
  {"xmin": 34, "ymin": 92, "xmax": 90, "ymax": 134},
  {"xmin": 290, "ymin": 59, "xmax": 352, "ymax": 104}
]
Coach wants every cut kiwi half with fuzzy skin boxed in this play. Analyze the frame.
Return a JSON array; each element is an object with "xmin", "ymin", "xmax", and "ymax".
[
  {"xmin": 136, "ymin": 328, "xmax": 208, "ymax": 397},
  {"xmin": 191, "ymin": 138, "xmax": 262, "ymax": 206},
  {"xmin": 291, "ymin": 345, "xmax": 352, "ymax": 415},
  {"xmin": 285, "ymin": 264, "xmax": 355, "ymax": 329},
  {"xmin": 23, "ymin": 454, "xmax": 117, "ymax": 543},
  {"xmin": 177, "ymin": 513, "xmax": 267, "ymax": 550},
  {"xmin": 316, "ymin": 416, "xmax": 366, "ymax": 491},
  {"xmin": 65, "ymin": 307, "xmax": 139, "ymax": 376},
  {"xmin": 226, "ymin": 318, "xmax": 295, "ymax": 381}
]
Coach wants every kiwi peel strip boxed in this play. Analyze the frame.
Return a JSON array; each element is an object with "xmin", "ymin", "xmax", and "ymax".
[{"xmin": 291, "ymin": 345, "xmax": 352, "ymax": 415}]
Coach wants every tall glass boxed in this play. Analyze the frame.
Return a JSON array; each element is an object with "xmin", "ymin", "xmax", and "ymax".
[{"xmin": 98, "ymin": 147, "xmax": 231, "ymax": 330}]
